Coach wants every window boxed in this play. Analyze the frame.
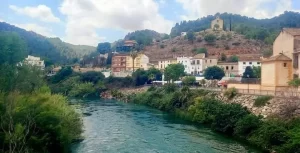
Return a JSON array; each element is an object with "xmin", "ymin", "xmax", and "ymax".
[
  {"xmin": 210, "ymin": 60, "xmax": 212, "ymax": 63},
  {"xmin": 231, "ymin": 66, "xmax": 234, "ymax": 70},
  {"xmin": 257, "ymin": 62, "xmax": 260, "ymax": 65},
  {"xmin": 226, "ymin": 66, "xmax": 229, "ymax": 70},
  {"xmin": 249, "ymin": 62, "xmax": 252, "ymax": 65},
  {"xmin": 205, "ymin": 60, "xmax": 207, "ymax": 63},
  {"xmin": 197, "ymin": 60, "xmax": 200, "ymax": 64},
  {"xmin": 161, "ymin": 65, "xmax": 162, "ymax": 69},
  {"xmin": 284, "ymin": 63, "xmax": 287, "ymax": 67},
  {"xmin": 243, "ymin": 62, "xmax": 246, "ymax": 65}
]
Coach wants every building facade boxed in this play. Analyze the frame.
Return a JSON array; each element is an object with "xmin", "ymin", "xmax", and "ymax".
[
  {"xmin": 261, "ymin": 54, "xmax": 292, "ymax": 90},
  {"xmin": 191, "ymin": 54, "xmax": 205, "ymax": 75},
  {"xmin": 273, "ymin": 28, "xmax": 300, "ymax": 77},
  {"xmin": 211, "ymin": 16, "xmax": 223, "ymax": 31},
  {"xmin": 126, "ymin": 53, "xmax": 150, "ymax": 71},
  {"xmin": 202, "ymin": 57, "xmax": 218, "ymax": 70},
  {"xmin": 177, "ymin": 57, "xmax": 193, "ymax": 74},
  {"xmin": 238, "ymin": 60, "xmax": 261, "ymax": 75},
  {"xmin": 111, "ymin": 54, "xmax": 127, "ymax": 73},
  {"xmin": 158, "ymin": 59, "xmax": 177, "ymax": 70},
  {"xmin": 24, "ymin": 55, "xmax": 45, "ymax": 70},
  {"xmin": 217, "ymin": 62, "xmax": 239, "ymax": 77}
]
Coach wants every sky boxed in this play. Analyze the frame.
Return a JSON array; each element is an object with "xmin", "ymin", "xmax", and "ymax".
[{"xmin": 0, "ymin": 0, "xmax": 299, "ymax": 46}]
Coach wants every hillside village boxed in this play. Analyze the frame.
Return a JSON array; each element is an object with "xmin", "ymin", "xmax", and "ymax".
[{"xmin": 20, "ymin": 15, "xmax": 300, "ymax": 93}]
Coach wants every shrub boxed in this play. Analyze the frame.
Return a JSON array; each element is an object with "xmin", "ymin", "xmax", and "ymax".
[
  {"xmin": 147, "ymin": 86, "xmax": 157, "ymax": 92},
  {"xmin": 69, "ymin": 82, "xmax": 96, "ymax": 98},
  {"xmin": 254, "ymin": 96, "xmax": 272, "ymax": 107},
  {"xmin": 160, "ymin": 44, "xmax": 165, "ymax": 48},
  {"xmin": 183, "ymin": 76, "xmax": 196, "ymax": 85},
  {"xmin": 80, "ymin": 71, "xmax": 105, "ymax": 84},
  {"xmin": 234, "ymin": 114, "xmax": 262, "ymax": 137},
  {"xmin": 172, "ymin": 47, "xmax": 177, "ymax": 52},
  {"xmin": 163, "ymin": 83, "xmax": 177, "ymax": 93},
  {"xmin": 204, "ymin": 34, "xmax": 216, "ymax": 44},
  {"xmin": 224, "ymin": 87, "xmax": 238, "ymax": 99}
]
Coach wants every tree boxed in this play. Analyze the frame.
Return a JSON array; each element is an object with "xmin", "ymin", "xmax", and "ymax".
[
  {"xmin": 253, "ymin": 66, "xmax": 261, "ymax": 78},
  {"xmin": 263, "ymin": 50, "xmax": 273, "ymax": 57},
  {"xmin": 51, "ymin": 67, "xmax": 73, "ymax": 83},
  {"xmin": 242, "ymin": 66, "xmax": 255, "ymax": 78},
  {"xmin": 80, "ymin": 71, "xmax": 105, "ymax": 84},
  {"xmin": 0, "ymin": 32, "xmax": 27, "ymax": 65},
  {"xmin": 221, "ymin": 53, "xmax": 227, "ymax": 61},
  {"xmin": 130, "ymin": 51, "xmax": 138, "ymax": 72},
  {"xmin": 132, "ymin": 69, "xmax": 148, "ymax": 86},
  {"xmin": 164, "ymin": 64, "xmax": 185, "ymax": 82},
  {"xmin": 204, "ymin": 66, "xmax": 225, "ymax": 80},
  {"xmin": 196, "ymin": 48, "xmax": 208, "ymax": 57},
  {"xmin": 204, "ymin": 34, "xmax": 216, "ymax": 44},
  {"xmin": 187, "ymin": 30, "xmax": 195, "ymax": 43},
  {"xmin": 97, "ymin": 42, "xmax": 111, "ymax": 54},
  {"xmin": 147, "ymin": 67, "xmax": 162, "ymax": 81},
  {"xmin": 214, "ymin": 24, "xmax": 220, "ymax": 30},
  {"xmin": 228, "ymin": 55, "xmax": 239, "ymax": 62}
]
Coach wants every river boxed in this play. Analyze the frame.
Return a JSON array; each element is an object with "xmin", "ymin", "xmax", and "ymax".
[{"xmin": 71, "ymin": 99, "xmax": 261, "ymax": 153}]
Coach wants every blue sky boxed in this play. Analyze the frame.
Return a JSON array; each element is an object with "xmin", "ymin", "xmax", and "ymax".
[{"xmin": 0, "ymin": 0, "xmax": 299, "ymax": 46}]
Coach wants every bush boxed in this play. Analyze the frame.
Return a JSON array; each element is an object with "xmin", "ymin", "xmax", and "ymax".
[
  {"xmin": 80, "ymin": 71, "xmax": 105, "ymax": 84},
  {"xmin": 69, "ymin": 82, "xmax": 97, "ymax": 98},
  {"xmin": 51, "ymin": 67, "xmax": 73, "ymax": 83},
  {"xmin": 183, "ymin": 76, "xmax": 196, "ymax": 85},
  {"xmin": 163, "ymin": 83, "xmax": 178, "ymax": 93},
  {"xmin": 234, "ymin": 114, "xmax": 262, "ymax": 137},
  {"xmin": 224, "ymin": 87, "xmax": 238, "ymax": 99},
  {"xmin": 204, "ymin": 34, "xmax": 216, "ymax": 44},
  {"xmin": 254, "ymin": 96, "xmax": 272, "ymax": 107},
  {"xmin": 160, "ymin": 44, "xmax": 165, "ymax": 48}
]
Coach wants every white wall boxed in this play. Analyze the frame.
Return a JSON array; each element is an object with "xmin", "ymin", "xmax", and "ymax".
[
  {"xmin": 140, "ymin": 54, "xmax": 149, "ymax": 70},
  {"xmin": 238, "ymin": 61, "xmax": 261, "ymax": 75},
  {"xmin": 158, "ymin": 60, "xmax": 172, "ymax": 70},
  {"xmin": 177, "ymin": 57, "xmax": 193, "ymax": 74},
  {"xmin": 191, "ymin": 59, "xmax": 203, "ymax": 75}
]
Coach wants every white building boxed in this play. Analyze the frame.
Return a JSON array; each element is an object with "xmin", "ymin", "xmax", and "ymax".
[
  {"xmin": 177, "ymin": 56, "xmax": 193, "ymax": 74},
  {"xmin": 191, "ymin": 54, "xmax": 205, "ymax": 75},
  {"xmin": 238, "ymin": 59, "xmax": 261, "ymax": 75},
  {"xmin": 139, "ymin": 54, "xmax": 150, "ymax": 70},
  {"xmin": 25, "ymin": 55, "xmax": 45, "ymax": 70},
  {"xmin": 181, "ymin": 32, "xmax": 187, "ymax": 37}
]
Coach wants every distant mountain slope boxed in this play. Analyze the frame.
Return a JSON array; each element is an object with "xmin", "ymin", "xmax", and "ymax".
[
  {"xmin": 47, "ymin": 38, "xmax": 96, "ymax": 60},
  {"xmin": 0, "ymin": 22, "xmax": 95, "ymax": 64},
  {"xmin": 170, "ymin": 11, "xmax": 300, "ymax": 45}
]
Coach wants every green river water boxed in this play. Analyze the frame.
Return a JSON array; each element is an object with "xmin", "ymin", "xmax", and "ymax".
[{"xmin": 71, "ymin": 99, "xmax": 261, "ymax": 153}]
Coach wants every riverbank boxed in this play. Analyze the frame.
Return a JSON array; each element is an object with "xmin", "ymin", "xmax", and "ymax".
[{"xmin": 109, "ymin": 85, "xmax": 300, "ymax": 153}]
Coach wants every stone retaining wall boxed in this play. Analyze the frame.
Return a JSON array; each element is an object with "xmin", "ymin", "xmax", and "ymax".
[{"xmin": 213, "ymin": 93, "xmax": 300, "ymax": 118}]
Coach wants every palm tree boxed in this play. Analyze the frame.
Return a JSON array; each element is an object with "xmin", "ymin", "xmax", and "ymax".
[{"xmin": 130, "ymin": 51, "xmax": 138, "ymax": 72}]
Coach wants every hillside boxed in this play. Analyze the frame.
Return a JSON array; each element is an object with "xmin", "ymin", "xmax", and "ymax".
[
  {"xmin": 0, "ymin": 22, "xmax": 95, "ymax": 64},
  {"xmin": 48, "ymin": 38, "xmax": 96, "ymax": 60},
  {"xmin": 170, "ymin": 11, "xmax": 300, "ymax": 45},
  {"xmin": 142, "ymin": 29, "xmax": 271, "ymax": 62}
]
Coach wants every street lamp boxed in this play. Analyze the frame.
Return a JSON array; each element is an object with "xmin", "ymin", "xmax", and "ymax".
[{"xmin": 247, "ymin": 74, "xmax": 250, "ymax": 93}]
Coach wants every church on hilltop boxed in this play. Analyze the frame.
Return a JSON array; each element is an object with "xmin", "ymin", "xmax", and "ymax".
[{"xmin": 211, "ymin": 16, "xmax": 224, "ymax": 31}]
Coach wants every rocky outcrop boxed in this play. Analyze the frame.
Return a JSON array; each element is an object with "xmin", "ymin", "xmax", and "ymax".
[{"xmin": 213, "ymin": 93, "xmax": 300, "ymax": 118}]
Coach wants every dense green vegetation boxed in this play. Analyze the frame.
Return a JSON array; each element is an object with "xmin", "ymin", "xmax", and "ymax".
[
  {"xmin": 0, "ymin": 32, "xmax": 82, "ymax": 153},
  {"xmin": 0, "ymin": 22, "xmax": 95, "ymax": 64},
  {"xmin": 124, "ymin": 29, "xmax": 164, "ymax": 46},
  {"xmin": 164, "ymin": 64, "xmax": 185, "ymax": 82},
  {"xmin": 129, "ymin": 86, "xmax": 300, "ymax": 153},
  {"xmin": 254, "ymin": 96, "xmax": 273, "ymax": 107},
  {"xmin": 49, "ymin": 67, "xmax": 162, "ymax": 97},
  {"xmin": 170, "ymin": 11, "xmax": 300, "ymax": 44},
  {"xmin": 204, "ymin": 66, "xmax": 225, "ymax": 80}
]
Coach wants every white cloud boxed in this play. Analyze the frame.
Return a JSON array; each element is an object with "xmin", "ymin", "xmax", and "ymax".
[
  {"xmin": 9, "ymin": 5, "xmax": 60, "ymax": 22},
  {"xmin": 176, "ymin": 0, "xmax": 300, "ymax": 20},
  {"xmin": 59, "ymin": 0, "xmax": 173, "ymax": 46},
  {"xmin": 14, "ymin": 23, "xmax": 56, "ymax": 37}
]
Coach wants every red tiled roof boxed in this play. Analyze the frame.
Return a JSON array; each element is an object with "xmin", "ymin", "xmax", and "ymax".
[{"xmin": 262, "ymin": 54, "xmax": 292, "ymax": 62}]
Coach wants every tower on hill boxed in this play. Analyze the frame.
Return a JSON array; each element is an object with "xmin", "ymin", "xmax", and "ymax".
[{"xmin": 211, "ymin": 16, "xmax": 224, "ymax": 31}]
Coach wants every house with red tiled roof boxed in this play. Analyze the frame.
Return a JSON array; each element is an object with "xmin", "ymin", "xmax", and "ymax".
[{"xmin": 273, "ymin": 28, "xmax": 300, "ymax": 77}]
